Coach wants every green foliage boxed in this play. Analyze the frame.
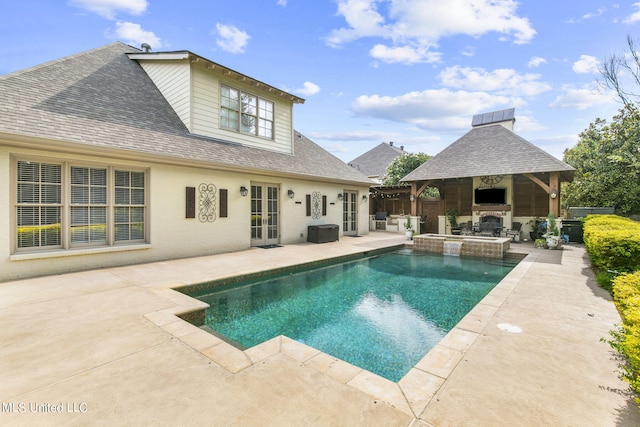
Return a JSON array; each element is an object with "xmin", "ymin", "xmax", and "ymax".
[
  {"xmin": 446, "ymin": 208, "xmax": 458, "ymax": 227},
  {"xmin": 383, "ymin": 153, "xmax": 431, "ymax": 186},
  {"xmin": 606, "ymin": 271, "xmax": 640, "ymax": 405},
  {"xmin": 583, "ymin": 215, "xmax": 640, "ymax": 274},
  {"xmin": 563, "ymin": 105, "xmax": 640, "ymax": 215},
  {"xmin": 546, "ymin": 212, "xmax": 560, "ymax": 236}
]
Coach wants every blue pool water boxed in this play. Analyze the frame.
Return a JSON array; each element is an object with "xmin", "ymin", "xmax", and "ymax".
[{"xmin": 196, "ymin": 248, "xmax": 518, "ymax": 381}]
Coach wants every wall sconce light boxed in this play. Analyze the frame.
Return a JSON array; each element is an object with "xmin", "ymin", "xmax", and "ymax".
[
  {"xmin": 550, "ymin": 189, "xmax": 557, "ymax": 199},
  {"xmin": 240, "ymin": 186, "xmax": 248, "ymax": 197},
  {"xmin": 362, "ymin": 195, "xmax": 368, "ymax": 202},
  {"xmin": 287, "ymin": 189, "xmax": 295, "ymax": 199},
  {"xmin": 410, "ymin": 194, "xmax": 415, "ymax": 202},
  {"xmin": 337, "ymin": 193, "xmax": 343, "ymax": 201}
]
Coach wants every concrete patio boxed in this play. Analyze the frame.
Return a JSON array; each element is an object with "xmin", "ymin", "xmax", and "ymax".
[{"xmin": 1, "ymin": 231, "xmax": 638, "ymax": 426}]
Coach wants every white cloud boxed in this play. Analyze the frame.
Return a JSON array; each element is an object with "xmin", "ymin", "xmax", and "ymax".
[
  {"xmin": 572, "ymin": 55, "xmax": 600, "ymax": 74},
  {"xmin": 326, "ymin": 0, "xmax": 535, "ymax": 64},
  {"xmin": 113, "ymin": 21, "xmax": 161, "ymax": 49},
  {"xmin": 438, "ymin": 66, "xmax": 552, "ymax": 96},
  {"xmin": 277, "ymin": 0, "xmax": 287, "ymax": 5},
  {"xmin": 214, "ymin": 23, "xmax": 250, "ymax": 53},
  {"xmin": 294, "ymin": 81, "xmax": 320, "ymax": 96},
  {"xmin": 461, "ymin": 46, "xmax": 476, "ymax": 57},
  {"xmin": 549, "ymin": 84, "xmax": 616, "ymax": 110},
  {"xmin": 325, "ymin": 0, "xmax": 388, "ymax": 47},
  {"xmin": 309, "ymin": 130, "xmax": 402, "ymax": 142},
  {"xmin": 70, "ymin": 0, "xmax": 147, "ymax": 19},
  {"xmin": 370, "ymin": 44, "xmax": 441, "ymax": 64},
  {"xmin": 624, "ymin": 3, "xmax": 640, "ymax": 24},
  {"xmin": 583, "ymin": 7, "xmax": 606, "ymax": 20},
  {"xmin": 528, "ymin": 56, "xmax": 547, "ymax": 68},
  {"xmin": 511, "ymin": 114, "xmax": 545, "ymax": 132},
  {"xmin": 351, "ymin": 88, "xmax": 513, "ymax": 130}
]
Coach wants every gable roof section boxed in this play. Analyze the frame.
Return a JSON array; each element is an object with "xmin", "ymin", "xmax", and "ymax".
[
  {"xmin": 128, "ymin": 50, "xmax": 305, "ymax": 105},
  {"xmin": 348, "ymin": 142, "xmax": 405, "ymax": 178},
  {"xmin": 0, "ymin": 42, "xmax": 373, "ymax": 186},
  {"xmin": 402, "ymin": 124, "xmax": 575, "ymax": 181}
]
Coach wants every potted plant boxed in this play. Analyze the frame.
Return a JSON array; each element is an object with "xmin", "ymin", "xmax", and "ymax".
[
  {"xmin": 534, "ymin": 238, "xmax": 547, "ymax": 249},
  {"xmin": 446, "ymin": 208, "xmax": 461, "ymax": 235},
  {"xmin": 528, "ymin": 217, "xmax": 546, "ymax": 241},
  {"xmin": 404, "ymin": 215, "xmax": 413, "ymax": 240},
  {"xmin": 543, "ymin": 213, "xmax": 562, "ymax": 249}
]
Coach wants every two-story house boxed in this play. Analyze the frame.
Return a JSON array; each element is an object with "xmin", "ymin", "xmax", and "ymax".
[{"xmin": 0, "ymin": 42, "xmax": 374, "ymax": 281}]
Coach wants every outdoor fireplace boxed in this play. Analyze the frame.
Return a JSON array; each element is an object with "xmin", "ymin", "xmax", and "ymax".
[{"xmin": 481, "ymin": 215, "xmax": 502, "ymax": 224}]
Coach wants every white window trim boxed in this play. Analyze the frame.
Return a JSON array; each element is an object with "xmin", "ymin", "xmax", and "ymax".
[
  {"xmin": 219, "ymin": 84, "xmax": 275, "ymax": 140},
  {"xmin": 12, "ymin": 156, "xmax": 149, "ymax": 254}
]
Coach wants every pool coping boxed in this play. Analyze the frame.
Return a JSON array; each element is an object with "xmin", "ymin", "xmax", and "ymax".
[{"xmin": 143, "ymin": 245, "xmax": 532, "ymax": 418}]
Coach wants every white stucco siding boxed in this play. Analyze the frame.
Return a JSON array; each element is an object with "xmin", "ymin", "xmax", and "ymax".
[
  {"xmin": 277, "ymin": 182, "xmax": 371, "ymax": 244},
  {"xmin": 0, "ymin": 150, "xmax": 10, "ymax": 269},
  {"xmin": 0, "ymin": 145, "xmax": 369, "ymax": 282},
  {"xmin": 149, "ymin": 164, "xmax": 251, "ymax": 256},
  {"xmin": 191, "ymin": 67, "xmax": 294, "ymax": 154},
  {"xmin": 138, "ymin": 61, "xmax": 191, "ymax": 130}
]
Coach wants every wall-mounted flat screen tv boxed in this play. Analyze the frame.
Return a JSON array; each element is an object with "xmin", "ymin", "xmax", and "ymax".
[{"xmin": 475, "ymin": 188, "xmax": 506, "ymax": 204}]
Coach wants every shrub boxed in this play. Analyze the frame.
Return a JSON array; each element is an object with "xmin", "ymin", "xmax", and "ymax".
[
  {"xmin": 583, "ymin": 215, "xmax": 640, "ymax": 274},
  {"xmin": 608, "ymin": 272, "xmax": 640, "ymax": 404}
]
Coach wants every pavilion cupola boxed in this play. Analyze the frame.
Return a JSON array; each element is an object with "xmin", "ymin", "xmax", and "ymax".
[{"xmin": 471, "ymin": 108, "xmax": 515, "ymax": 132}]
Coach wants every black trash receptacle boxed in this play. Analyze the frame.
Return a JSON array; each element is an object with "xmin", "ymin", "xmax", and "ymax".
[
  {"xmin": 561, "ymin": 219, "xmax": 583, "ymax": 243},
  {"xmin": 307, "ymin": 224, "xmax": 339, "ymax": 243}
]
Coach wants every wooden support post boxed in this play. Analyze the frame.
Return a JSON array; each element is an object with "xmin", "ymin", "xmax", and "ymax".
[
  {"xmin": 549, "ymin": 172, "xmax": 560, "ymax": 216},
  {"xmin": 410, "ymin": 182, "xmax": 418, "ymax": 216}
]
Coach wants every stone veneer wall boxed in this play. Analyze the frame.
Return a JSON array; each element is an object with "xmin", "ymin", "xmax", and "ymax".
[{"xmin": 413, "ymin": 234, "xmax": 510, "ymax": 259}]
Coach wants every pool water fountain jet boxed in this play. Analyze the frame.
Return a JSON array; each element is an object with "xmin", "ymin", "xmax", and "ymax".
[{"xmin": 443, "ymin": 240, "xmax": 463, "ymax": 256}]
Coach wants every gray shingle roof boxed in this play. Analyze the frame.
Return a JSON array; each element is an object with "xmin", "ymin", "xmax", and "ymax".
[
  {"xmin": 348, "ymin": 142, "xmax": 406, "ymax": 178},
  {"xmin": 402, "ymin": 124, "xmax": 575, "ymax": 181},
  {"xmin": 0, "ymin": 43, "xmax": 374, "ymax": 186}
]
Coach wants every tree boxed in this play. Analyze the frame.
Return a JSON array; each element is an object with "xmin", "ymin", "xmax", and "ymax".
[
  {"xmin": 382, "ymin": 152, "xmax": 431, "ymax": 186},
  {"xmin": 563, "ymin": 104, "xmax": 640, "ymax": 214},
  {"xmin": 599, "ymin": 35, "xmax": 640, "ymax": 106}
]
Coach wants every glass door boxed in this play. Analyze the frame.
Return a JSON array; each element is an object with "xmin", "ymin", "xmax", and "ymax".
[
  {"xmin": 342, "ymin": 191, "xmax": 357, "ymax": 235},
  {"xmin": 251, "ymin": 183, "xmax": 279, "ymax": 246}
]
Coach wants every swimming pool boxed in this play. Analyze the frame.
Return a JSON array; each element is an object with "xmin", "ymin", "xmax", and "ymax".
[{"xmin": 193, "ymin": 248, "xmax": 518, "ymax": 382}]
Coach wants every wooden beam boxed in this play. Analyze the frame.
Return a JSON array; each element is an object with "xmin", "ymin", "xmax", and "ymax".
[
  {"xmin": 416, "ymin": 181, "xmax": 431, "ymax": 197},
  {"xmin": 523, "ymin": 173, "xmax": 550, "ymax": 193}
]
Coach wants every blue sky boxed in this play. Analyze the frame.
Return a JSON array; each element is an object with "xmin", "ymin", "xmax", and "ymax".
[{"xmin": 1, "ymin": 1, "xmax": 638, "ymax": 162}]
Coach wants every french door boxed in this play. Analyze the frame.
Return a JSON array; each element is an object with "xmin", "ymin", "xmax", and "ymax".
[
  {"xmin": 342, "ymin": 191, "xmax": 358, "ymax": 235},
  {"xmin": 251, "ymin": 183, "xmax": 279, "ymax": 246}
]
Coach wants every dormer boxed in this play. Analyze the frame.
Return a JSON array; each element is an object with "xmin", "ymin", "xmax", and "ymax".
[{"xmin": 128, "ymin": 50, "xmax": 305, "ymax": 154}]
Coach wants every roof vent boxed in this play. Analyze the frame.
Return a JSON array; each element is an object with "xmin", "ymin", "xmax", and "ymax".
[
  {"xmin": 141, "ymin": 43, "xmax": 152, "ymax": 53},
  {"xmin": 389, "ymin": 141, "xmax": 394, "ymax": 146}
]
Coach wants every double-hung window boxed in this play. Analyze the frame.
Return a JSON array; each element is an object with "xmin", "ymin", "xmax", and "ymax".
[
  {"xmin": 114, "ymin": 170, "xmax": 145, "ymax": 242},
  {"xmin": 70, "ymin": 166, "xmax": 107, "ymax": 245},
  {"xmin": 15, "ymin": 159, "xmax": 147, "ymax": 252},
  {"xmin": 220, "ymin": 85, "xmax": 274, "ymax": 139},
  {"xmin": 16, "ymin": 161, "xmax": 62, "ymax": 249}
]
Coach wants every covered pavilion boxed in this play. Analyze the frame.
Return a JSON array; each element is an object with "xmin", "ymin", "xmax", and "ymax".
[{"xmin": 402, "ymin": 109, "xmax": 575, "ymax": 236}]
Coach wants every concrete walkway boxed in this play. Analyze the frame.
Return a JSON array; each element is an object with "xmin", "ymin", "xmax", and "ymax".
[{"xmin": 0, "ymin": 232, "xmax": 638, "ymax": 426}]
